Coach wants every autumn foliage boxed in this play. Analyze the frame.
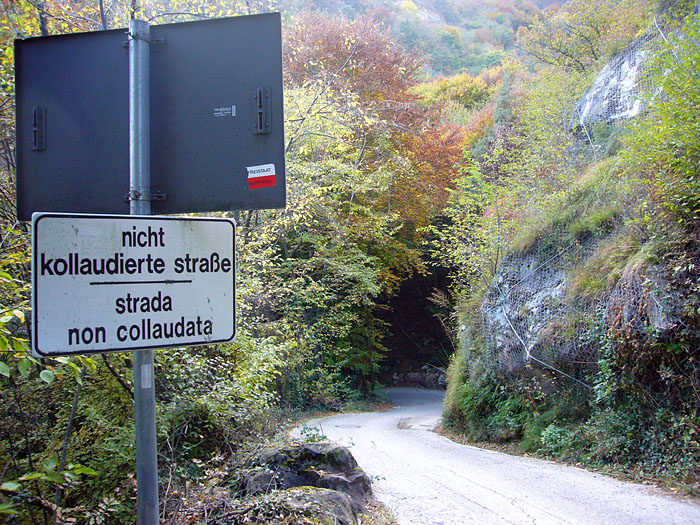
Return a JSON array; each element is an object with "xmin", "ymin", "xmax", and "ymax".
[
  {"xmin": 284, "ymin": 11, "xmax": 423, "ymax": 106},
  {"xmin": 394, "ymin": 124, "xmax": 466, "ymax": 224}
]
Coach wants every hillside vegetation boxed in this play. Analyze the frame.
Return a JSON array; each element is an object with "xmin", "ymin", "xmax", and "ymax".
[
  {"xmin": 433, "ymin": 0, "xmax": 700, "ymax": 494},
  {"xmin": 282, "ymin": 0, "xmax": 547, "ymax": 75},
  {"xmin": 0, "ymin": 0, "xmax": 698, "ymax": 521}
]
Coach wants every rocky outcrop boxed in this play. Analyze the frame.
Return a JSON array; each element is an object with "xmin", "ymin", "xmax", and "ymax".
[
  {"xmin": 572, "ymin": 29, "xmax": 660, "ymax": 131},
  {"xmin": 209, "ymin": 486, "xmax": 363, "ymax": 525},
  {"xmin": 480, "ymin": 239, "xmax": 682, "ymax": 385},
  {"xmin": 266, "ymin": 486, "xmax": 362, "ymax": 525},
  {"xmin": 241, "ymin": 442, "xmax": 371, "ymax": 524},
  {"xmin": 392, "ymin": 365, "xmax": 447, "ymax": 389},
  {"xmin": 481, "ymin": 248, "xmax": 580, "ymax": 378}
]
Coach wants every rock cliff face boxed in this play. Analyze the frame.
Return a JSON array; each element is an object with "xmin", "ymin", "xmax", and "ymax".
[
  {"xmin": 480, "ymin": 241, "xmax": 682, "ymax": 386},
  {"xmin": 571, "ymin": 28, "xmax": 662, "ymax": 131},
  {"xmin": 480, "ymin": 245, "xmax": 595, "ymax": 382},
  {"xmin": 605, "ymin": 264, "xmax": 683, "ymax": 349}
]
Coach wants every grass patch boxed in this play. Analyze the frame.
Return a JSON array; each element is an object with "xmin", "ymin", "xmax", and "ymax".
[
  {"xmin": 513, "ymin": 157, "xmax": 625, "ymax": 254},
  {"xmin": 569, "ymin": 206, "xmax": 620, "ymax": 239},
  {"xmin": 568, "ymin": 232, "xmax": 643, "ymax": 299}
]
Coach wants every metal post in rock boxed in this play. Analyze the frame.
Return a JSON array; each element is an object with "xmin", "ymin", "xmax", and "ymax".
[{"xmin": 128, "ymin": 19, "xmax": 159, "ymax": 524}]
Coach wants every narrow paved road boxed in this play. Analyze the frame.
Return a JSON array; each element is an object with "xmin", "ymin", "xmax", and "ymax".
[{"xmin": 293, "ymin": 388, "xmax": 700, "ymax": 525}]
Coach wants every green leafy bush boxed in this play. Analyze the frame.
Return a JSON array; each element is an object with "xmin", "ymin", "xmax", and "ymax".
[
  {"xmin": 539, "ymin": 424, "xmax": 577, "ymax": 458},
  {"xmin": 412, "ymin": 73, "xmax": 491, "ymax": 110},
  {"xmin": 624, "ymin": 16, "xmax": 700, "ymax": 227}
]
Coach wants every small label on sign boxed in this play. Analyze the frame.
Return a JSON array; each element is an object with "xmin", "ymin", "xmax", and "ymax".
[
  {"xmin": 214, "ymin": 105, "xmax": 236, "ymax": 117},
  {"xmin": 247, "ymin": 164, "xmax": 276, "ymax": 189}
]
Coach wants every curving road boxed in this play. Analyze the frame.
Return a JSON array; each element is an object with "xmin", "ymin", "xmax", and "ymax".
[{"xmin": 293, "ymin": 388, "xmax": 700, "ymax": 525}]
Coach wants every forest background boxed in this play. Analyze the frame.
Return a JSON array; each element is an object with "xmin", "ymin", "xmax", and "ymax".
[{"xmin": 0, "ymin": 0, "xmax": 698, "ymax": 522}]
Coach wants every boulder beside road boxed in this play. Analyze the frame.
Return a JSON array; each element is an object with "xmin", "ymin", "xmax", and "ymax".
[{"xmin": 241, "ymin": 442, "xmax": 372, "ymax": 524}]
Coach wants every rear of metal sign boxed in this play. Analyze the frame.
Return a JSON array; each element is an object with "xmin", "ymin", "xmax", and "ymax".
[
  {"xmin": 15, "ymin": 28, "xmax": 129, "ymax": 218},
  {"xmin": 15, "ymin": 13, "xmax": 285, "ymax": 220},
  {"xmin": 148, "ymin": 15, "xmax": 285, "ymax": 213}
]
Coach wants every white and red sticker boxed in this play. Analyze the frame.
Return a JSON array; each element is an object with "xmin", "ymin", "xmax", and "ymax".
[{"xmin": 247, "ymin": 164, "xmax": 276, "ymax": 189}]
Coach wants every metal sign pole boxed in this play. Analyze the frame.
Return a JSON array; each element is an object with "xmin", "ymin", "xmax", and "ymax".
[{"xmin": 129, "ymin": 19, "xmax": 159, "ymax": 524}]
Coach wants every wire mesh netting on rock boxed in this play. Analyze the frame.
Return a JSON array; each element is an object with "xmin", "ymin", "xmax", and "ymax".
[
  {"xmin": 571, "ymin": 16, "xmax": 671, "ymax": 162},
  {"xmin": 481, "ymin": 240, "xmax": 600, "ymax": 389}
]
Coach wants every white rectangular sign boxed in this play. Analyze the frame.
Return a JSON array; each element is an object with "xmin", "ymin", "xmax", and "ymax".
[{"xmin": 32, "ymin": 213, "xmax": 235, "ymax": 356}]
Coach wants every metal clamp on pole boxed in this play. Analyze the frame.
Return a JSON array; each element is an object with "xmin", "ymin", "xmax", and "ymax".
[
  {"xmin": 124, "ymin": 190, "xmax": 167, "ymax": 203},
  {"xmin": 128, "ymin": 28, "xmax": 149, "ymax": 41},
  {"xmin": 128, "ymin": 18, "xmax": 160, "ymax": 525}
]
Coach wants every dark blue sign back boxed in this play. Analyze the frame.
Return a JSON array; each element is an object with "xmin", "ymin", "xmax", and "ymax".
[{"xmin": 15, "ymin": 13, "xmax": 285, "ymax": 220}]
